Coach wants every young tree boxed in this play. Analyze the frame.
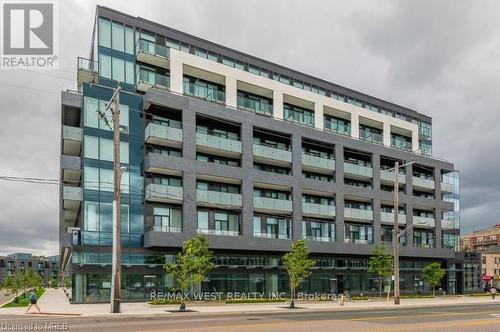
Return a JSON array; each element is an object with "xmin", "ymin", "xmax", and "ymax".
[
  {"xmin": 3, "ymin": 272, "xmax": 23, "ymax": 303},
  {"xmin": 282, "ymin": 239, "xmax": 315, "ymax": 308},
  {"xmin": 164, "ymin": 235, "xmax": 214, "ymax": 311},
  {"xmin": 422, "ymin": 262, "xmax": 446, "ymax": 296},
  {"xmin": 23, "ymin": 269, "xmax": 43, "ymax": 292},
  {"xmin": 368, "ymin": 244, "xmax": 393, "ymax": 298}
]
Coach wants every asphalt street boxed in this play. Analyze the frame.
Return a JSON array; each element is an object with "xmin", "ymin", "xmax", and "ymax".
[{"xmin": 1, "ymin": 303, "xmax": 499, "ymax": 331}]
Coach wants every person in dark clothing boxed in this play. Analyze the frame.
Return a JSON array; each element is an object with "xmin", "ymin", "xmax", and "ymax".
[{"xmin": 25, "ymin": 289, "xmax": 41, "ymax": 314}]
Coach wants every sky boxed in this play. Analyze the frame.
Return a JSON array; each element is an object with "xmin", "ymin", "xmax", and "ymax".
[{"xmin": 0, "ymin": 0, "xmax": 499, "ymax": 256}]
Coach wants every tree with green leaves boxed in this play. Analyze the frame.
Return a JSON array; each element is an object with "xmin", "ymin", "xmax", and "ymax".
[
  {"xmin": 22, "ymin": 269, "xmax": 43, "ymax": 292},
  {"xmin": 3, "ymin": 272, "xmax": 23, "ymax": 303},
  {"xmin": 282, "ymin": 239, "xmax": 315, "ymax": 308},
  {"xmin": 422, "ymin": 262, "xmax": 446, "ymax": 296},
  {"xmin": 164, "ymin": 235, "xmax": 214, "ymax": 311},
  {"xmin": 368, "ymin": 244, "xmax": 393, "ymax": 298}
]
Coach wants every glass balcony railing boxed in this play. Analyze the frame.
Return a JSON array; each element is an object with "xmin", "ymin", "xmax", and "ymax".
[
  {"xmin": 253, "ymin": 144, "xmax": 292, "ymax": 163},
  {"xmin": 441, "ymin": 182, "xmax": 454, "ymax": 193},
  {"xmin": 344, "ymin": 208, "xmax": 373, "ymax": 220},
  {"xmin": 413, "ymin": 216, "xmax": 436, "ymax": 227},
  {"xmin": 197, "ymin": 229, "xmax": 240, "ymax": 237},
  {"xmin": 380, "ymin": 212, "xmax": 407, "ymax": 224},
  {"xmin": 144, "ymin": 122, "xmax": 182, "ymax": 146},
  {"xmin": 359, "ymin": 131, "xmax": 383, "ymax": 144},
  {"xmin": 302, "ymin": 153, "xmax": 335, "ymax": 171},
  {"xmin": 145, "ymin": 183, "xmax": 183, "ymax": 202},
  {"xmin": 196, "ymin": 190, "xmax": 242, "ymax": 207},
  {"xmin": 196, "ymin": 133, "xmax": 242, "ymax": 154},
  {"xmin": 380, "ymin": 170, "xmax": 406, "ymax": 183},
  {"xmin": 254, "ymin": 232, "xmax": 290, "ymax": 240},
  {"xmin": 344, "ymin": 238, "xmax": 373, "ymax": 245},
  {"xmin": 72, "ymin": 230, "xmax": 142, "ymax": 247},
  {"xmin": 441, "ymin": 219, "xmax": 457, "ymax": 229},
  {"xmin": 344, "ymin": 162, "xmax": 373, "ymax": 178},
  {"xmin": 302, "ymin": 202, "xmax": 336, "ymax": 217},
  {"xmin": 183, "ymin": 82, "xmax": 225, "ymax": 103},
  {"xmin": 77, "ymin": 57, "xmax": 98, "ymax": 72},
  {"xmin": 391, "ymin": 137, "xmax": 412, "ymax": 150},
  {"xmin": 137, "ymin": 68, "xmax": 170, "ymax": 89},
  {"xmin": 253, "ymin": 197, "xmax": 293, "ymax": 212},
  {"xmin": 412, "ymin": 176, "xmax": 435, "ymax": 189},
  {"xmin": 237, "ymin": 95, "xmax": 273, "ymax": 116},
  {"xmin": 303, "ymin": 235, "xmax": 334, "ymax": 242},
  {"xmin": 147, "ymin": 225, "xmax": 182, "ymax": 233},
  {"xmin": 136, "ymin": 38, "xmax": 169, "ymax": 59}
]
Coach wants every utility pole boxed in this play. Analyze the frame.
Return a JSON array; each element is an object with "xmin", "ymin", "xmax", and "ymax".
[
  {"xmin": 99, "ymin": 87, "xmax": 122, "ymax": 313},
  {"xmin": 392, "ymin": 161, "xmax": 400, "ymax": 305}
]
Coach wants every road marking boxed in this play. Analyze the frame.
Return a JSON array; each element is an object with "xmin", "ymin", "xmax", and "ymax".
[{"xmin": 365, "ymin": 318, "xmax": 500, "ymax": 331}]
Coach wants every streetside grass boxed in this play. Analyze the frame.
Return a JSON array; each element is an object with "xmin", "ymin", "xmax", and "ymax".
[
  {"xmin": 2, "ymin": 289, "xmax": 45, "ymax": 308},
  {"xmin": 467, "ymin": 293, "xmax": 493, "ymax": 297},
  {"xmin": 399, "ymin": 294, "xmax": 436, "ymax": 299},
  {"xmin": 224, "ymin": 298, "xmax": 287, "ymax": 304}
]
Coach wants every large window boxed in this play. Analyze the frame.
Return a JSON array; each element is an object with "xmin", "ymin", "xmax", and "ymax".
[
  {"xmin": 283, "ymin": 103, "xmax": 314, "ymax": 127},
  {"xmin": 153, "ymin": 206, "xmax": 182, "ymax": 232},
  {"xmin": 345, "ymin": 224, "xmax": 373, "ymax": 244},
  {"xmin": 84, "ymin": 166, "xmax": 129, "ymax": 193},
  {"xmin": 84, "ymin": 135, "xmax": 129, "ymax": 164},
  {"xmin": 253, "ymin": 215, "xmax": 291, "ymax": 239},
  {"xmin": 99, "ymin": 54, "xmax": 134, "ymax": 84},
  {"xmin": 98, "ymin": 18, "xmax": 134, "ymax": 55},
  {"xmin": 324, "ymin": 114, "xmax": 351, "ymax": 136},
  {"xmin": 83, "ymin": 201, "xmax": 129, "ymax": 233},
  {"xmin": 98, "ymin": 18, "xmax": 111, "ymax": 48},
  {"xmin": 84, "ymin": 97, "xmax": 129, "ymax": 132},
  {"xmin": 197, "ymin": 210, "xmax": 240, "ymax": 236},
  {"xmin": 414, "ymin": 229, "xmax": 435, "ymax": 248}
]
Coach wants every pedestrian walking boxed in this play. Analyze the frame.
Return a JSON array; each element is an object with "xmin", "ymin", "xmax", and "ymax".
[
  {"xmin": 490, "ymin": 287, "xmax": 497, "ymax": 300},
  {"xmin": 25, "ymin": 289, "xmax": 41, "ymax": 314}
]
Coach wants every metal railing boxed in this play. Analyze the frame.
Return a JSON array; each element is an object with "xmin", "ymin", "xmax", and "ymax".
[
  {"xmin": 197, "ymin": 229, "xmax": 240, "ymax": 236},
  {"xmin": 183, "ymin": 82, "xmax": 225, "ymax": 103},
  {"xmin": 237, "ymin": 95, "xmax": 273, "ymax": 116},
  {"xmin": 137, "ymin": 68, "xmax": 170, "ymax": 88},
  {"xmin": 136, "ymin": 38, "xmax": 169, "ymax": 58},
  {"xmin": 77, "ymin": 57, "xmax": 98, "ymax": 72}
]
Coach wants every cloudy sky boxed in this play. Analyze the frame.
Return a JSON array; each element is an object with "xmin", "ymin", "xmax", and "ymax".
[{"xmin": 0, "ymin": 0, "xmax": 499, "ymax": 256}]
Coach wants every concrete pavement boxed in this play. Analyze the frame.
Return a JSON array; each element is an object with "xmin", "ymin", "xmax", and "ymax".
[
  {"xmin": 0, "ymin": 289, "xmax": 497, "ymax": 318},
  {"xmin": 0, "ymin": 289, "xmax": 15, "ymax": 307}
]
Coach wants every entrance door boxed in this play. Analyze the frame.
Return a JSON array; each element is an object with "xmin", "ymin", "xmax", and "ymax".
[{"xmin": 329, "ymin": 278, "xmax": 338, "ymax": 294}]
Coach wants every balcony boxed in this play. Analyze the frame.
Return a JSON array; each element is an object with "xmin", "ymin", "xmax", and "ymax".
[
  {"xmin": 63, "ymin": 186, "xmax": 82, "ymax": 225},
  {"xmin": 196, "ymin": 190, "xmax": 242, "ymax": 208},
  {"xmin": 413, "ymin": 216, "xmax": 436, "ymax": 227},
  {"xmin": 145, "ymin": 183, "xmax": 183, "ymax": 203},
  {"xmin": 412, "ymin": 176, "xmax": 435, "ymax": 190},
  {"xmin": 196, "ymin": 133, "xmax": 242, "ymax": 157},
  {"xmin": 148, "ymin": 225, "xmax": 182, "ymax": 233},
  {"xmin": 344, "ymin": 208, "xmax": 373, "ymax": 221},
  {"xmin": 197, "ymin": 229, "xmax": 239, "ymax": 237},
  {"xmin": 136, "ymin": 38, "xmax": 169, "ymax": 69},
  {"xmin": 137, "ymin": 68, "xmax": 170, "ymax": 92},
  {"xmin": 441, "ymin": 219, "xmax": 457, "ymax": 230},
  {"xmin": 237, "ymin": 95, "xmax": 273, "ymax": 116},
  {"xmin": 144, "ymin": 122, "xmax": 182, "ymax": 148},
  {"xmin": 253, "ymin": 197, "xmax": 293, "ymax": 213},
  {"xmin": 344, "ymin": 238, "xmax": 372, "ymax": 245},
  {"xmin": 304, "ymin": 236, "xmax": 334, "ymax": 242},
  {"xmin": 77, "ymin": 57, "xmax": 98, "ymax": 87},
  {"xmin": 184, "ymin": 82, "xmax": 225, "ymax": 104},
  {"xmin": 62, "ymin": 125, "xmax": 82, "ymax": 156},
  {"xmin": 380, "ymin": 212, "xmax": 407, "ymax": 225},
  {"xmin": 380, "ymin": 170, "xmax": 406, "ymax": 184},
  {"xmin": 302, "ymin": 153, "xmax": 335, "ymax": 173},
  {"xmin": 302, "ymin": 203, "xmax": 336, "ymax": 218},
  {"xmin": 253, "ymin": 144, "xmax": 292, "ymax": 166},
  {"xmin": 254, "ymin": 232, "xmax": 290, "ymax": 240},
  {"xmin": 344, "ymin": 162, "xmax": 373, "ymax": 179},
  {"xmin": 441, "ymin": 182, "xmax": 454, "ymax": 193}
]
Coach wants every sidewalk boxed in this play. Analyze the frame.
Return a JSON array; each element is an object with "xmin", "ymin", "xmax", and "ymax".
[{"xmin": 0, "ymin": 289, "xmax": 496, "ymax": 317}]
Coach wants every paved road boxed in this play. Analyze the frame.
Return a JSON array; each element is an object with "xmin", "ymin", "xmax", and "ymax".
[{"xmin": 0, "ymin": 303, "xmax": 499, "ymax": 331}]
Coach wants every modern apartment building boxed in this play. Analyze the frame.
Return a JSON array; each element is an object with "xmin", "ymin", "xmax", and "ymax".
[
  {"xmin": 461, "ymin": 224, "xmax": 500, "ymax": 252},
  {"xmin": 59, "ymin": 6, "xmax": 461, "ymax": 303},
  {"xmin": 0, "ymin": 253, "xmax": 59, "ymax": 286}
]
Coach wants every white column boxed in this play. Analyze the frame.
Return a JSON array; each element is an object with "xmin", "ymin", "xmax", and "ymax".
[
  {"xmin": 412, "ymin": 129, "xmax": 419, "ymax": 152},
  {"xmin": 383, "ymin": 122, "xmax": 391, "ymax": 147},
  {"xmin": 169, "ymin": 51, "xmax": 183, "ymax": 94},
  {"xmin": 314, "ymin": 103, "xmax": 323, "ymax": 130},
  {"xmin": 273, "ymin": 90, "xmax": 283, "ymax": 120},
  {"xmin": 225, "ymin": 75, "xmax": 237, "ymax": 108},
  {"xmin": 351, "ymin": 114, "xmax": 359, "ymax": 139}
]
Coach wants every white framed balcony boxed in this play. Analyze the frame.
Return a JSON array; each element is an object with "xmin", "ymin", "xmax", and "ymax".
[
  {"xmin": 253, "ymin": 197, "xmax": 293, "ymax": 213},
  {"xmin": 302, "ymin": 203, "xmax": 336, "ymax": 218},
  {"xmin": 380, "ymin": 212, "xmax": 407, "ymax": 225},
  {"xmin": 196, "ymin": 190, "xmax": 242, "ymax": 208},
  {"xmin": 380, "ymin": 170, "xmax": 406, "ymax": 184},
  {"xmin": 302, "ymin": 153, "xmax": 335, "ymax": 173},
  {"xmin": 344, "ymin": 208, "xmax": 373, "ymax": 221},
  {"xmin": 413, "ymin": 216, "xmax": 435, "ymax": 227},
  {"xmin": 144, "ymin": 122, "xmax": 182, "ymax": 148},
  {"xmin": 145, "ymin": 183, "xmax": 183, "ymax": 203},
  {"xmin": 344, "ymin": 162, "xmax": 373, "ymax": 179},
  {"xmin": 196, "ymin": 133, "xmax": 242, "ymax": 157},
  {"xmin": 412, "ymin": 177, "xmax": 435, "ymax": 190},
  {"xmin": 253, "ymin": 144, "xmax": 292, "ymax": 166},
  {"xmin": 62, "ymin": 125, "xmax": 82, "ymax": 156}
]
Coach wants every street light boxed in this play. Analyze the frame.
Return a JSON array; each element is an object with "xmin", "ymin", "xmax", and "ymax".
[{"xmin": 385, "ymin": 159, "xmax": 415, "ymax": 305}]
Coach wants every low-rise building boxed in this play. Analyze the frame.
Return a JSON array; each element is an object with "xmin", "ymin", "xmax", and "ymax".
[
  {"xmin": 480, "ymin": 248, "xmax": 500, "ymax": 288},
  {"xmin": 0, "ymin": 253, "xmax": 59, "ymax": 286},
  {"xmin": 461, "ymin": 224, "xmax": 500, "ymax": 252}
]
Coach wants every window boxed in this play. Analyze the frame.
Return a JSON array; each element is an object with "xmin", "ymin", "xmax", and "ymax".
[
  {"xmin": 99, "ymin": 53, "xmax": 111, "ymax": 79},
  {"xmin": 112, "ymin": 57, "xmax": 125, "ymax": 82},
  {"xmin": 98, "ymin": 18, "xmax": 111, "ymax": 48},
  {"xmin": 111, "ymin": 22, "xmax": 125, "ymax": 52},
  {"xmin": 283, "ymin": 103, "xmax": 314, "ymax": 127},
  {"xmin": 125, "ymin": 27, "xmax": 134, "ymax": 54},
  {"xmin": 197, "ymin": 211, "xmax": 209, "ymax": 230},
  {"xmin": 84, "ymin": 135, "xmax": 129, "ymax": 164},
  {"xmin": 324, "ymin": 114, "xmax": 351, "ymax": 136},
  {"xmin": 153, "ymin": 206, "xmax": 182, "ymax": 232},
  {"xmin": 84, "ymin": 166, "xmax": 129, "ymax": 193},
  {"xmin": 83, "ymin": 97, "xmax": 129, "ymax": 132}
]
